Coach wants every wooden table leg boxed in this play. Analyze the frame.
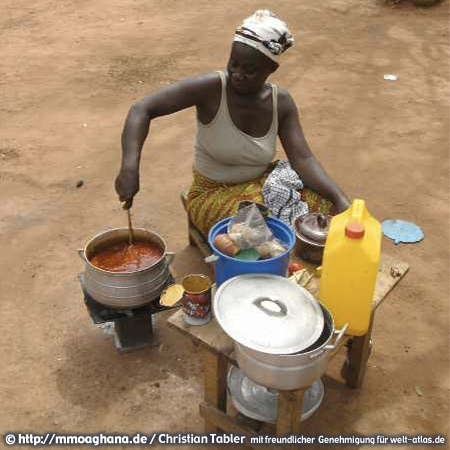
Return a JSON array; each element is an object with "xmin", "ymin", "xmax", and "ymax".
[
  {"xmin": 276, "ymin": 388, "xmax": 307, "ymax": 436},
  {"xmin": 344, "ymin": 312, "xmax": 375, "ymax": 388},
  {"xmin": 202, "ymin": 346, "xmax": 228, "ymax": 433}
]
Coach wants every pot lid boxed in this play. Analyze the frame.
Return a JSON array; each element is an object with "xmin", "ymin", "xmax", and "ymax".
[
  {"xmin": 213, "ymin": 274, "xmax": 324, "ymax": 355},
  {"xmin": 294, "ymin": 213, "xmax": 331, "ymax": 244},
  {"xmin": 227, "ymin": 366, "xmax": 325, "ymax": 423}
]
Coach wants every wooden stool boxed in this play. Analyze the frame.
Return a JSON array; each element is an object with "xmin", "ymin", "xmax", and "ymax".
[
  {"xmin": 168, "ymin": 251, "xmax": 408, "ymax": 448},
  {"xmin": 174, "ymin": 190, "xmax": 409, "ymax": 446}
]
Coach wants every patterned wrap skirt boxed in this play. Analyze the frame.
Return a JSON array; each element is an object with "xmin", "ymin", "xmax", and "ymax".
[{"xmin": 186, "ymin": 167, "xmax": 336, "ymax": 237}]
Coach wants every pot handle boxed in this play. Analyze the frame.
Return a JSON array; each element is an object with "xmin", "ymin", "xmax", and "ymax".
[
  {"xmin": 252, "ymin": 297, "xmax": 288, "ymax": 318},
  {"xmin": 309, "ymin": 323, "xmax": 349, "ymax": 359},
  {"xmin": 317, "ymin": 213, "xmax": 328, "ymax": 228},
  {"xmin": 165, "ymin": 252, "xmax": 175, "ymax": 266},
  {"xmin": 78, "ymin": 249, "xmax": 88, "ymax": 263}
]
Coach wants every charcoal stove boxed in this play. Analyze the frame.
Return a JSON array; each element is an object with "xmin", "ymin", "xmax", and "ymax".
[{"xmin": 79, "ymin": 273, "xmax": 179, "ymax": 353}]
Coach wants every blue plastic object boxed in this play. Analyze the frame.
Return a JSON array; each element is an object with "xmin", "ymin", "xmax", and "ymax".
[
  {"xmin": 381, "ymin": 219, "xmax": 424, "ymax": 245},
  {"xmin": 208, "ymin": 216, "xmax": 295, "ymax": 286}
]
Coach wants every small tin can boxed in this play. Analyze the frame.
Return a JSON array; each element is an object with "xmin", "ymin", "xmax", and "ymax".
[{"xmin": 181, "ymin": 274, "xmax": 212, "ymax": 325}]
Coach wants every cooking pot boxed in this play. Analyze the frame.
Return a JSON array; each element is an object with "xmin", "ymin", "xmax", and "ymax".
[
  {"xmin": 214, "ymin": 274, "xmax": 325, "ymax": 355},
  {"xmin": 293, "ymin": 213, "xmax": 332, "ymax": 264},
  {"xmin": 213, "ymin": 273, "xmax": 347, "ymax": 391},
  {"xmin": 235, "ymin": 305, "xmax": 347, "ymax": 390},
  {"xmin": 78, "ymin": 228, "xmax": 174, "ymax": 309}
]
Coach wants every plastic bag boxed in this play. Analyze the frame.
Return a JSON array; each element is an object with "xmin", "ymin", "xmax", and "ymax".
[
  {"xmin": 228, "ymin": 203, "xmax": 272, "ymax": 249},
  {"xmin": 227, "ymin": 203, "xmax": 288, "ymax": 258}
]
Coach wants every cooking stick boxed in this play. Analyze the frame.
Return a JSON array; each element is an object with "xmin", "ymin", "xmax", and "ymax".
[{"xmin": 126, "ymin": 208, "xmax": 134, "ymax": 245}]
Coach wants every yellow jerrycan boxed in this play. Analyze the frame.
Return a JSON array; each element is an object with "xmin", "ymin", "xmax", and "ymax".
[{"xmin": 319, "ymin": 199, "xmax": 381, "ymax": 336}]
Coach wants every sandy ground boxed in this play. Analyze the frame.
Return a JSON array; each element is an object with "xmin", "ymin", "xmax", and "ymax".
[{"xmin": 1, "ymin": 0, "xmax": 449, "ymax": 448}]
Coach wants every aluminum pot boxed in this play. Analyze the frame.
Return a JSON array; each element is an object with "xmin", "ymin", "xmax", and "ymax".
[
  {"xmin": 235, "ymin": 304, "xmax": 348, "ymax": 391},
  {"xmin": 78, "ymin": 228, "xmax": 174, "ymax": 309},
  {"xmin": 214, "ymin": 274, "xmax": 325, "ymax": 355}
]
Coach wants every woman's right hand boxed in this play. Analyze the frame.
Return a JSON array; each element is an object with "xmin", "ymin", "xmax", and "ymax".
[{"xmin": 115, "ymin": 167, "xmax": 140, "ymax": 209}]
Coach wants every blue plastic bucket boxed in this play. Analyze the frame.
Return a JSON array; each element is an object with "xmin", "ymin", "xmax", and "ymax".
[{"xmin": 208, "ymin": 216, "xmax": 295, "ymax": 286}]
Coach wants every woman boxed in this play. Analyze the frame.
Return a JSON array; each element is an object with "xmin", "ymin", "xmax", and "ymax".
[{"xmin": 115, "ymin": 10, "xmax": 350, "ymax": 236}]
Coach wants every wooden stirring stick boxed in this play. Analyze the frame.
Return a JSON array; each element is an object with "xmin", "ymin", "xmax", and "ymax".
[
  {"xmin": 123, "ymin": 203, "xmax": 134, "ymax": 245},
  {"xmin": 127, "ymin": 208, "xmax": 134, "ymax": 245}
]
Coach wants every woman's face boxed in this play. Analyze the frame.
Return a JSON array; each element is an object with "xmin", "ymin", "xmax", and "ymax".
[{"xmin": 227, "ymin": 42, "xmax": 277, "ymax": 95}]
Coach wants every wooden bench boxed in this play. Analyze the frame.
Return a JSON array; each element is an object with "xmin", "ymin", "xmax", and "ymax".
[{"xmin": 176, "ymin": 190, "xmax": 409, "ymax": 444}]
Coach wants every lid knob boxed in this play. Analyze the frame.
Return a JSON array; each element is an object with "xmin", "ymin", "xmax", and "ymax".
[
  {"xmin": 345, "ymin": 222, "xmax": 365, "ymax": 239},
  {"xmin": 317, "ymin": 214, "xmax": 328, "ymax": 229}
]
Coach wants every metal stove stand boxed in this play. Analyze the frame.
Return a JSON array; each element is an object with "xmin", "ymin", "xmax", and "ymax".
[{"xmin": 79, "ymin": 274, "xmax": 179, "ymax": 353}]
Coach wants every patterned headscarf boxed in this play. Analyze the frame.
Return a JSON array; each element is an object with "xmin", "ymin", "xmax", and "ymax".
[{"xmin": 233, "ymin": 10, "xmax": 294, "ymax": 63}]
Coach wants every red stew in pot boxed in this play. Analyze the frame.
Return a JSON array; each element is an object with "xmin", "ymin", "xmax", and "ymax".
[{"xmin": 90, "ymin": 241, "xmax": 163, "ymax": 272}]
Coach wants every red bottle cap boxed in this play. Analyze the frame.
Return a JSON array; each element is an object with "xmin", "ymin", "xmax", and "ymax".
[{"xmin": 345, "ymin": 222, "xmax": 365, "ymax": 239}]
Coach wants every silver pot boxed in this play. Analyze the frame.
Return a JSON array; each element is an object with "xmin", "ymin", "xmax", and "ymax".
[
  {"xmin": 235, "ymin": 305, "xmax": 348, "ymax": 390},
  {"xmin": 78, "ymin": 228, "xmax": 174, "ymax": 309},
  {"xmin": 293, "ymin": 213, "xmax": 332, "ymax": 264},
  {"xmin": 214, "ymin": 274, "xmax": 325, "ymax": 355},
  {"xmin": 214, "ymin": 274, "xmax": 347, "ymax": 391}
]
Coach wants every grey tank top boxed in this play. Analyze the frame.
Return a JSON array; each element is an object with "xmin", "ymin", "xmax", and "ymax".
[{"xmin": 193, "ymin": 71, "xmax": 278, "ymax": 184}]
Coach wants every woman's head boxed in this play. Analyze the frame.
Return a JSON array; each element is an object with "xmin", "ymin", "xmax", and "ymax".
[
  {"xmin": 227, "ymin": 42, "xmax": 277, "ymax": 95},
  {"xmin": 227, "ymin": 10, "xmax": 294, "ymax": 95}
]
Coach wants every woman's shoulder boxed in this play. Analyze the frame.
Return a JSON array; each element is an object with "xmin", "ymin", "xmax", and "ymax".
[
  {"xmin": 275, "ymin": 87, "xmax": 298, "ymax": 119},
  {"xmin": 163, "ymin": 72, "xmax": 221, "ymax": 97},
  {"xmin": 186, "ymin": 71, "xmax": 222, "ymax": 91},
  {"xmin": 275, "ymin": 86, "xmax": 295, "ymax": 104},
  {"xmin": 188, "ymin": 72, "xmax": 223, "ymax": 121}
]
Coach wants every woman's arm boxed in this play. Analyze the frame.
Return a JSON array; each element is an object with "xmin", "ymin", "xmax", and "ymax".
[
  {"xmin": 115, "ymin": 73, "xmax": 218, "ymax": 207},
  {"xmin": 278, "ymin": 90, "xmax": 350, "ymax": 212}
]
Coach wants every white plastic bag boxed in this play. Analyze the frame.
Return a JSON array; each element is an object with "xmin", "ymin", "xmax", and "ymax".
[{"xmin": 228, "ymin": 203, "xmax": 287, "ymax": 258}]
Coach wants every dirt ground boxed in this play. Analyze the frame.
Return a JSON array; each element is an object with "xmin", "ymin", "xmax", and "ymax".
[{"xmin": 1, "ymin": 0, "xmax": 449, "ymax": 448}]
